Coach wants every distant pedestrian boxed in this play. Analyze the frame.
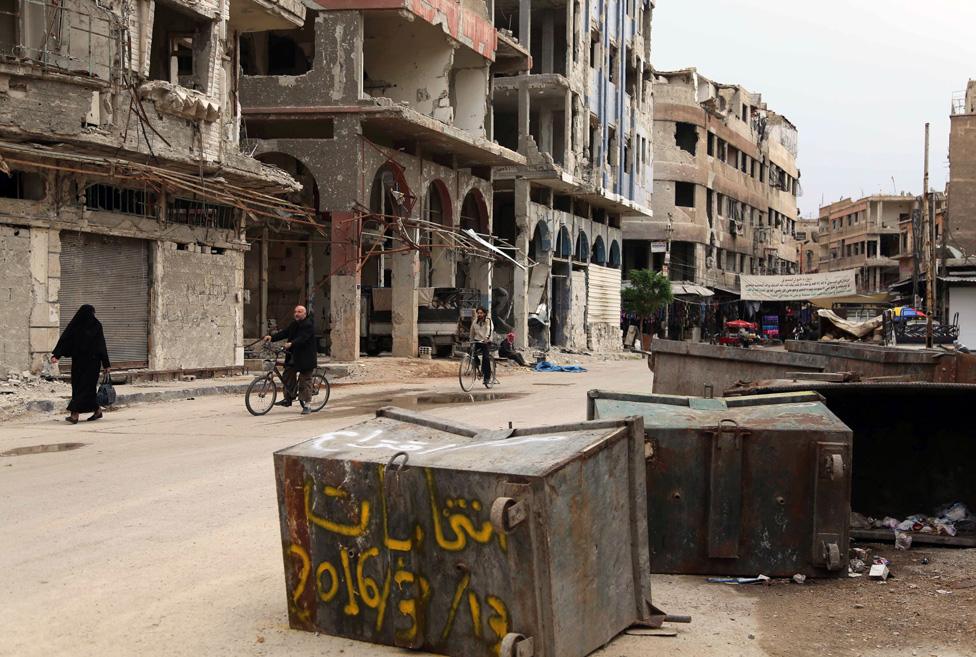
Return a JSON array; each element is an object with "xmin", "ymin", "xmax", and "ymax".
[
  {"xmin": 50, "ymin": 304, "xmax": 111, "ymax": 424},
  {"xmin": 263, "ymin": 305, "xmax": 316, "ymax": 415},
  {"xmin": 499, "ymin": 332, "xmax": 529, "ymax": 367}
]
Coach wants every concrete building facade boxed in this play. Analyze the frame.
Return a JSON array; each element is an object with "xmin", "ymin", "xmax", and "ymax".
[
  {"xmin": 817, "ymin": 195, "xmax": 914, "ymax": 294},
  {"xmin": 490, "ymin": 0, "xmax": 654, "ymax": 352},
  {"xmin": 949, "ymin": 80, "xmax": 976, "ymax": 260},
  {"xmin": 0, "ymin": 0, "xmax": 307, "ymax": 376},
  {"xmin": 628, "ymin": 68, "xmax": 801, "ymax": 292},
  {"xmin": 239, "ymin": 0, "xmax": 653, "ymax": 359},
  {"xmin": 239, "ymin": 0, "xmax": 530, "ymax": 361}
]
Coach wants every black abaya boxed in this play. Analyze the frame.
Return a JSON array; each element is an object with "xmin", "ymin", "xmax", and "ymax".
[{"xmin": 53, "ymin": 305, "xmax": 111, "ymax": 413}]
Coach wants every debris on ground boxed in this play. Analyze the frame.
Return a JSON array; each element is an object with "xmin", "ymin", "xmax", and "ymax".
[
  {"xmin": 792, "ymin": 574, "xmax": 807, "ymax": 585},
  {"xmin": 707, "ymin": 575, "xmax": 771, "ymax": 585},
  {"xmin": 852, "ymin": 503, "xmax": 976, "ymax": 543}
]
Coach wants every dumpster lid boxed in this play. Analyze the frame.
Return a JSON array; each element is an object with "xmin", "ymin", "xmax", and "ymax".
[
  {"xmin": 276, "ymin": 407, "xmax": 636, "ymax": 477},
  {"xmin": 588, "ymin": 389, "xmax": 846, "ymax": 431}
]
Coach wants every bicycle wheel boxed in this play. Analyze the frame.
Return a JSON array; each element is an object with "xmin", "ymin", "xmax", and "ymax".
[
  {"xmin": 245, "ymin": 375, "xmax": 277, "ymax": 416},
  {"xmin": 307, "ymin": 374, "xmax": 331, "ymax": 412},
  {"xmin": 459, "ymin": 354, "xmax": 479, "ymax": 392}
]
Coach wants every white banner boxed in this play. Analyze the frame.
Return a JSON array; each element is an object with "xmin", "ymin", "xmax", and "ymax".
[{"xmin": 739, "ymin": 270, "xmax": 857, "ymax": 301}]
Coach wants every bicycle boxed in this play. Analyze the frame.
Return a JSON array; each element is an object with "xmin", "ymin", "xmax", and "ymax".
[
  {"xmin": 245, "ymin": 348, "xmax": 331, "ymax": 416},
  {"xmin": 459, "ymin": 341, "xmax": 498, "ymax": 392}
]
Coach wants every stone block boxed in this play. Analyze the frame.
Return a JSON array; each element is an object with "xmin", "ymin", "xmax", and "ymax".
[
  {"xmin": 47, "ymin": 277, "xmax": 60, "ymax": 303},
  {"xmin": 30, "ymin": 301, "xmax": 58, "ymax": 327},
  {"xmin": 30, "ymin": 326, "xmax": 60, "ymax": 352},
  {"xmin": 47, "ymin": 252, "xmax": 61, "ymax": 278}
]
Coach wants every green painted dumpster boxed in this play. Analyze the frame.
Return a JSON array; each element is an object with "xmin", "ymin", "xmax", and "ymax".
[
  {"xmin": 274, "ymin": 407, "xmax": 653, "ymax": 657},
  {"xmin": 587, "ymin": 390, "xmax": 852, "ymax": 578}
]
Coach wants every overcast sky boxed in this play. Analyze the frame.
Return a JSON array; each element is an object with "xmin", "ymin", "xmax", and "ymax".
[{"xmin": 652, "ymin": 0, "xmax": 976, "ymax": 217}]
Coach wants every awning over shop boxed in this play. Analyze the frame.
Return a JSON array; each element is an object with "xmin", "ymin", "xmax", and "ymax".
[
  {"xmin": 809, "ymin": 292, "xmax": 892, "ymax": 309},
  {"xmin": 671, "ymin": 282, "xmax": 714, "ymax": 297}
]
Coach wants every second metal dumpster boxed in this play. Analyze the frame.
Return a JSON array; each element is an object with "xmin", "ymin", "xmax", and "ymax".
[
  {"xmin": 587, "ymin": 390, "xmax": 852, "ymax": 578},
  {"xmin": 274, "ymin": 407, "xmax": 653, "ymax": 657}
]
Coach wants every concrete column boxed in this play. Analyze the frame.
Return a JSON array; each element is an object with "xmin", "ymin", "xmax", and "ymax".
[
  {"xmin": 259, "ymin": 226, "xmax": 268, "ymax": 335},
  {"xmin": 518, "ymin": 77, "xmax": 531, "ymax": 145},
  {"xmin": 541, "ymin": 10, "xmax": 555, "ymax": 74},
  {"xmin": 329, "ymin": 211, "xmax": 361, "ymax": 361},
  {"xmin": 563, "ymin": 90, "xmax": 573, "ymax": 170},
  {"xmin": 512, "ymin": 180, "xmax": 531, "ymax": 349},
  {"xmin": 391, "ymin": 245, "xmax": 419, "ymax": 357},
  {"xmin": 27, "ymin": 228, "xmax": 60, "ymax": 373},
  {"xmin": 539, "ymin": 107, "xmax": 553, "ymax": 155},
  {"xmin": 518, "ymin": 0, "xmax": 531, "ymax": 53}
]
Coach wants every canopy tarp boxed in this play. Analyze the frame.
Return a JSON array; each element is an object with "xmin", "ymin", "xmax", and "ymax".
[{"xmin": 809, "ymin": 292, "xmax": 892, "ymax": 309}]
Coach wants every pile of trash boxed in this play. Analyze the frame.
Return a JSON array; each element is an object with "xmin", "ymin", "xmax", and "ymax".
[{"xmin": 852, "ymin": 503, "xmax": 975, "ymax": 546}]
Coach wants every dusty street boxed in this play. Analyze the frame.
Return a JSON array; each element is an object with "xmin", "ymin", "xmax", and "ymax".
[{"xmin": 1, "ymin": 358, "xmax": 973, "ymax": 657}]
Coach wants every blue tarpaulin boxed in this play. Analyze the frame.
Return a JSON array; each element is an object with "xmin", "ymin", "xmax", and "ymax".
[{"xmin": 533, "ymin": 361, "xmax": 588, "ymax": 373}]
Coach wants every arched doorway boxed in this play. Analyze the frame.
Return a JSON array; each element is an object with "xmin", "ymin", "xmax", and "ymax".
[
  {"xmin": 246, "ymin": 153, "xmax": 321, "ymax": 340},
  {"xmin": 554, "ymin": 226, "xmax": 572, "ymax": 259},
  {"xmin": 574, "ymin": 231, "xmax": 590, "ymax": 263},
  {"xmin": 457, "ymin": 188, "xmax": 490, "ymax": 290},
  {"xmin": 591, "ymin": 236, "xmax": 607, "ymax": 265},
  {"xmin": 529, "ymin": 220, "xmax": 551, "ymax": 262},
  {"xmin": 365, "ymin": 162, "xmax": 412, "ymax": 287},
  {"xmin": 422, "ymin": 180, "xmax": 452, "ymax": 287},
  {"xmin": 609, "ymin": 239, "xmax": 621, "ymax": 268}
]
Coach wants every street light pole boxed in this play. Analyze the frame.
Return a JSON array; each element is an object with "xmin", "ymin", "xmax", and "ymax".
[{"xmin": 663, "ymin": 212, "xmax": 673, "ymax": 339}]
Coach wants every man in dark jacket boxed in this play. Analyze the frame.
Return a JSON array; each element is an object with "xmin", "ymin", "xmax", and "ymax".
[{"xmin": 263, "ymin": 305, "xmax": 317, "ymax": 414}]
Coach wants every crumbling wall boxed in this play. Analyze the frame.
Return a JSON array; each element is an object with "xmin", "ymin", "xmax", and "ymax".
[
  {"xmin": 150, "ymin": 243, "xmax": 244, "ymax": 369},
  {"xmin": 0, "ymin": 225, "xmax": 32, "ymax": 375},
  {"xmin": 588, "ymin": 323, "xmax": 621, "ymax": 352},
  {"xmin": 451, "ymin": 47, "xmax": 489, "ymax": 138},
  {"xmin": 363, "ymin": 14, "xmax": 453, "ymax": 121},
  {"xmin": 565, "ymin": 269, "xmax": 587, "ymax": 350}
]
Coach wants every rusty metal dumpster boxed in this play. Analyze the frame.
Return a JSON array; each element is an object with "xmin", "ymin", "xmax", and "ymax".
[
  {"xmin": 587, "ymin": 390, "xmax": 852, "ymax": 578},
  {"xmin": 274, "ymin": 407, "xmax": 653, "ymax": 657}
]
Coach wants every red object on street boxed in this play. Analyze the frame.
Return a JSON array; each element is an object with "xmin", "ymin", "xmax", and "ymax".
[{"xmin": 725, "ymin": 320, "xmax": 758, "ymax": 330}]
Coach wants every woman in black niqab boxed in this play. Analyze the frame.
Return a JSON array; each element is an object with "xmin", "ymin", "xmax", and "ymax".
[{"xmin": 51, "ymin": 304, "xmax": 111, "ymax": 423}]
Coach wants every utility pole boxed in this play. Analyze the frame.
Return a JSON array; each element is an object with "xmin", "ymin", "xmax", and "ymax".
[
  {"xmin": 923, "ymin": 123, "xmax": 935, "ymax": 348},
  {"xmin": 662, "ymin": 212, "xmax": 673, "ymax": 339}
]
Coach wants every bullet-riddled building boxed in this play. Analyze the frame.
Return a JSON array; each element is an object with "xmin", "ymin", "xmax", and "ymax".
[
  {"xmin": 0, "ymin": 0, "xmax": 307, "ymax": 376},
  {"xmin": 627, "ymin": 68, "xmax": 801, "ymax": 292}
]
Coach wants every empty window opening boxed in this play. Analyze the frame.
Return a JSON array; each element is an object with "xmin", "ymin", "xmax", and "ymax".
[
  {"xmin": 606, "ymin": 126, "xmax": 616, "ymax": 167},
  {"xmin": 149, "ymin": 3, "xmax": 213, "ymax": 91},
  {"xmin": 243, "ymin": 117, "xmax": 334, "ymax": 140},
  {"xmin": 529, "ymin": 185, "xmax": 550, "ymax": 206},
  {"xmin": 623, "ymin": 138, "xmax": 632, "ymax": 174},
  {"xmin": 881, "ymin": 234, "xmax": 900, "ymax": 257},
  {"xmin": 707, "ymin": 132, "xmax": 715, "ymax": 157},
  {"xmin": 706, "ymin": 189, "xmax": 714, "ymax": 225},
  {"xmin": 240, "ymin": 20, "xmax": 315, "ymax": 76},
  {"xmin": 675, "ymin": 182, "xmax": 695, "ymax": 208},
  {"xmin": 589, "ymin": 30, "xmax": 599, "ymax": 69},
  {"xmin": 85, "ymin": 184, "xmax": 157, "ymax": 216},
  {"xmin": 168, "ymin": 197, "xmax": 236, "ymax": 230},
  {"xmin": 608, "ymin": 44, "xmax": 618, "ymax": 83},
  {"xmin": 0, "ymin": 170, "xmax": 45, "ymax": 200},
  {"xmin": 675, "ymin": 122, "xmax": 697, "ymax": 156},
  {"xmin": 554, "ymin": 194, "xmax": 572, "ymax": 213},
  {"xmin": 0, "ymin": 0, "xmax": 15, "ymax": 54}
]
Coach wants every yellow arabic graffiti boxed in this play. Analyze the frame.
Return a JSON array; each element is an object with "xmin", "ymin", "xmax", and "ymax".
[
  {"xmin": 425, "ymin": 469, "xmax": 498, "ymax": 552},
  {"xmin": 304, "ymin": 481, "xmax": 371, "ymax": 537}
]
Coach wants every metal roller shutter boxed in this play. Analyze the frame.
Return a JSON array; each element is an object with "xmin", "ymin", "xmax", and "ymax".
[
  {"xmin": 59, "ymin": 232, "xmax": 150, "ymax": 368},
  {"xmin": 586, "ymin": 264, "xmax": 621, "ymax": 324}
]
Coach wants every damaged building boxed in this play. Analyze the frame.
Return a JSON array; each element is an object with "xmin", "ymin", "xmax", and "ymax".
[
  {"xmin": 0, "ymin": 0, "xmax": 308, "ymax": 376},
  {"xmin": 490, "ymin": 0, "xmax": 654, "ymax": 352},
  {"xmin": 630, "ymin": 68, "xmax": 801, "ymax": 292},
  {"xmin": 240, "ymin": 0, "xmax": 653, "ymax": 359},
  {"xmin": 239, "ymin": 0, "xmax": 529, "ymax": 361},
  {"xmin": 817, "ymin": 194, "xmax": 914, "ymax": 294}
]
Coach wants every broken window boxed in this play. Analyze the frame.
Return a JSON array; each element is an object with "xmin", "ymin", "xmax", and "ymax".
[
  {"xmin": 706, "ymin": 189, "xmax": 714, "ymax": 225},
  {"xmin": 675, "ymin": 122, "xmax": 697, "ymax": 156},
  {"xmin": 240, "ymin": 21, "xmax": 315, "ymax": 76},
  {"xmin": 85, "ymin": 184, "xmax": 157, "ymax": 217},
  {"xmin": 168, "ymin": 197, "xmax": 236, "ymax": 230},
  {"xmin": 608, "ymin": 43, "xmax": 618, "ymax": 83},
  {"xmin": 707, "ymin": 132, "xmax": 714, "ymax": 157},
  {"xmin": 606, "ymin": 126, "xmax": 616, "ymax": 167},
  {"xmin": 0, "ymin": 0, "xmax": 14, "ymax": 54},
  {"xmin": 675, "ymin": 182, "xmax": 695, "ymax": 208},
  {"xmin": 881, "ymin": 234, "xmax": 900, "ymax": 257},
  {"xmin": 624, "ymin": 138, "xmax": 632, "ymax": 174},
  {"xmin": 149, "ymin": 3, "xmax": 213, "ymax": 91},
  {"xmin": 0, "ymin": 170, "xmax": 45, "ymax": 200},
  {"xmin": 590, "ymin": 31, "xmax": 599, "ymax": 69}
]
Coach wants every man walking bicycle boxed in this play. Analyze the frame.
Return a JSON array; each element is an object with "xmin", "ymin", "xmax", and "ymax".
[{"xmin": 263, "ymin": 305, "xmax": 317, "ymax": 414}]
